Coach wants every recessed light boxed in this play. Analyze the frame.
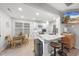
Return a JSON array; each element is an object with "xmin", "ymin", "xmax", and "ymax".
[
  {"xmin": 21, "ymin": 16, "xmax": 24, "ymax": 18},
  {"xmin": 18, "ymin": 8, "xmax": 23, "ymax": 11},
  {"xmin": 36, "ymin": 12, "xmax": 39, "ymax": 16}
]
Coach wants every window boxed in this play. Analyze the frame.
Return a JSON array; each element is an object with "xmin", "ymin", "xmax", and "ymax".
[
  {"xmin": 24, "ymin": 23, "xmax": 30, "ymax": 35},
  {"xmin": 14, "ymin": 22, "xmax": 30, "ymax": 36}
]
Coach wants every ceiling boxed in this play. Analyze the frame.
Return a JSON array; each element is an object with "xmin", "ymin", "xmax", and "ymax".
[
  {"xmin": 26, "ymin": 3, "xmax": 79, "ymax": 13},
  {"xmin": 48, "ymin": 3, "xmax": 79, "ymax": 12},
  {"xmin": 0, "ymin": 3, "xmax": 59, "ymax": 23},
  {"xmin": 0, "ymin": 3, "xmax": 79, "ymax": 23}
]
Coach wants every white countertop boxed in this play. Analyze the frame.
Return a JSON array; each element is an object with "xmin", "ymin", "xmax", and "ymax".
[
  {"xmin": 39, "ymin": 34, "xmax": 64, "ymax": 41},
  {"xmin": 38, "ymin": 34, "xmax": 65, "ymax": 56}
]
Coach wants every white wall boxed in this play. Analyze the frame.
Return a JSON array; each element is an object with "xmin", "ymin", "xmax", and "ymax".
[
  {"xmin": 56, "ymin": 16, "xmax": 61, "ymax": 35},
  {"xmin": 47, "ymin": 16, "xmax": 61, "ymax": 35},
  {"xmin": 0, "ymin": 10, "xmax": 12, "ymax": 52}
]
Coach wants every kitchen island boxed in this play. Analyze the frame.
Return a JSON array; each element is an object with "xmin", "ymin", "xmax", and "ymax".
[{"xmin": 37, "ymin": 34, "xmax": 64, "ymax": 56}]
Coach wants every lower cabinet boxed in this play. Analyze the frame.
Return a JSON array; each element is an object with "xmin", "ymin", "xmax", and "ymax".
[{"xmin": 62, "ymin": 32, "xmax": 75, "ymax": 49}]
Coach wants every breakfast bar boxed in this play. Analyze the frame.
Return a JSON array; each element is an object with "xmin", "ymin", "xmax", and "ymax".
[{"xmin": 38, "ymin": 34, "xmax": 64, "ymax": 56}]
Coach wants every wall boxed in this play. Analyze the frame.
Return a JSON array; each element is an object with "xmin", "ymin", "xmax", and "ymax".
[
  {"xmin": 56, "ymin": 16, "xmax": 61, "ymax": 35},
  {"xmin": 63, "ymin": 24, "xmax": 79, "ymax": 49},
  {"xmin": 47, "ymin": 16, "xmax": 61, "ymax": 35},
  {"xmin": 0, "ymin": 10, "xmax": 12, "ymax": 52}
]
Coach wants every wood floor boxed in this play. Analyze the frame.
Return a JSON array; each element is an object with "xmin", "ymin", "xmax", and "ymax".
[
  {"xmin": 0, "ymin": 39, "xmax": 79, "ymax": 56},
  {"xmin": 67, "ymin": 49, "xmax": 79, "ymax": 56},
  {"xmin": 0, "ymin": 39, "xmax": 34, "ymax": 56}
]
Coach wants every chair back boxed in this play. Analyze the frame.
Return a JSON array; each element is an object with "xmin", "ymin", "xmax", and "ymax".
[{"xmin": 5, "ymin": 35, "xmax": 13, "ymax": 41}]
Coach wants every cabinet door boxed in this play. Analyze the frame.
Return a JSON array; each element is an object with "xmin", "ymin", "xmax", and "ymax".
[
  {"xmin": 63, "ymin": 34, "xmax": 75, "ymax": 49},
  {"xmin": 70, "ymin": 35, "xmax": 75, "ymax": 48},
  {"xmin": 63, "ymin": 36, "xmax": 70, "ymax": 48}
]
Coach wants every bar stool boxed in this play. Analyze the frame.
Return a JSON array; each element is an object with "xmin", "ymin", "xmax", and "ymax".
[
  {"xmin": 58, "ymin": 39, "xmax": 68, "ymax": 56},
  {"xmin": 50, "ymin": 42, "xmax": 60, "ymax": 56}
]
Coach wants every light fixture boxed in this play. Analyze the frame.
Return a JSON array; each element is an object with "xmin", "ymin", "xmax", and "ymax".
[
  {"xmin": 18, "ymin": 7, "xmax": 23, "ymax": 11},
  {"xmin": 21, "ymin": 16, "xmax": 24, "ymax": 18},
  {"xmin": 36, "ymin": 12, "xmax": 39, "ymax": 16}
]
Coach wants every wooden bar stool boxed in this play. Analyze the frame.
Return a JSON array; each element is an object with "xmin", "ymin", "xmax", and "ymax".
[
  {"xmin": 50, "ymin": 42, "xmax": 60, "ymax": 56},
  {"xmin": 58, "ymin": 39, "xmax": 68, "ymax": 56}
]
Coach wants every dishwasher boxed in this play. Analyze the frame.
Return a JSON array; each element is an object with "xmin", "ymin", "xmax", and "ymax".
[{"xmin": 34, "ymin": 39, "xmax": 43, "ymax": 56}]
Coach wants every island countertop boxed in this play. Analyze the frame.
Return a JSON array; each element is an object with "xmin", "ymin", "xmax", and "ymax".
[
  {"xmin": 37, "ymin": 34, "xmax": 65, "ymax": 56},
  {"xmin": 39, "ymin": 34, "xmax": 65, "ymax": 41}
]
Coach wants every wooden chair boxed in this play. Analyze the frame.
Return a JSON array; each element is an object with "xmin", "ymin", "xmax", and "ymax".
[
  {"xmin": 5, "ymin": 35, "xmax": 14, "ymax": 48},
  {"xmin": 18, "ymin": 32, "xmax": 29, "ymax": 44},
  {"xmin": 22, "ymin": 34, "xmax": 29, "ymax": 45},
  {"xmin": 13, "ymin": 36, "xmax": 22, "ymax": 48}
]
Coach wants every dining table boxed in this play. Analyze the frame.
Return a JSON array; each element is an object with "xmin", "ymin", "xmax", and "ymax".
[{"xmin": 13, "ymin": 36, "xmax": 25, "ymax": 47}]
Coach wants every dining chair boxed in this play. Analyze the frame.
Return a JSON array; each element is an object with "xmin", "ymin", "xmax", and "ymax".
[
  {"xmin": 13, "ymin": 36, "xmax": 22, "ymax": 48},
  {"xmin": 5, "ymin": 35, "xmax": 14, "ymax": 48},
  {"xmin": 22, "ymin": 34, "xmax": 29, "ymax": 45}
]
